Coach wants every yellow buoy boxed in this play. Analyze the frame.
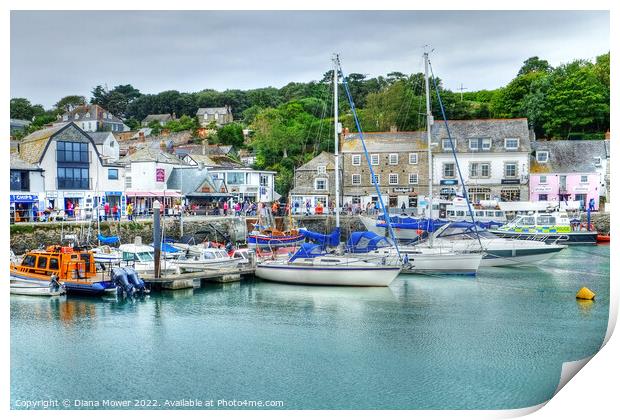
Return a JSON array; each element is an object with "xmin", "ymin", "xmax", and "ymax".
[{"xmin": 576, "ymin": 287, "xmax": 596, "ymax": 300}]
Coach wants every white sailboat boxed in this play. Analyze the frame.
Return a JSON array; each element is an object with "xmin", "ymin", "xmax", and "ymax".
[
  {"xmin": 254, "ymin": 55, "xmax": 402, "ymax": 287},
  {"xmin": 361, "ymin": 51, "xmax": 484, "ymax": 276}
]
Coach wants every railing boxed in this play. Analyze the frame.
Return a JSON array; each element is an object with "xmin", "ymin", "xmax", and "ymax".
[
  {"xmin": 56, "ymin": 177, "xmax": 92, "ymax": 190},
  {"xmin": 56, "ymin": 151, "xmax": 92, "ymax": 163}
]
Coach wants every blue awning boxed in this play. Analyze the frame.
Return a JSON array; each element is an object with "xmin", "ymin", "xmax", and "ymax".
[{"xmin": 10, "ymin": 194, "xmax": 38, "ymax": 203}]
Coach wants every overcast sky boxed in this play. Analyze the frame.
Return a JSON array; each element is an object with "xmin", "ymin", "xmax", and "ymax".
[{"xmin": 11, "ymin": 10, "xmax": 609, "ymax": 109}]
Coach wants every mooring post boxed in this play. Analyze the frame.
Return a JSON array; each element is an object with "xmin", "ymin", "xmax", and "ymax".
[{"xmin": 153, "ymin": 200, "xmax": 162, "ymax": 279}]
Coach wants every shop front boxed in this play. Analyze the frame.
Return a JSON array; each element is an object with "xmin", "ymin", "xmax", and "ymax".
[
  {"xmin": 126, "ymin": 190, "xmax": 182, "ymax": 216},
  {"xmin": 10, "ymin": 194, "xmax": 40, "ymax": 223}
]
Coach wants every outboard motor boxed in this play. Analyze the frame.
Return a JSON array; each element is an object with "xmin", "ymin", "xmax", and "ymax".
[
  {"xmin": 112, "ymin": 267, "xmax": 135, "ymax": 297},
  {"xmin": 123, "ymin": 267, "xmax": 147, "ymax": 294}
]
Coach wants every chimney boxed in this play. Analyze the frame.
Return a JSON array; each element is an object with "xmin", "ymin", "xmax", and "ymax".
[{"xmin": 138, "ymin": 131, "xmax": 145, "ymax": 142}]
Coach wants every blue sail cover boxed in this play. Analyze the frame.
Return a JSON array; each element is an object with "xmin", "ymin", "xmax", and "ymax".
[
  {"xmin": 299, "ymin": 227, "xmax": 340, "ymax": 247},
  {"xmin": 289, "ymin": 243, "xmax": 326, "ymax": 262},
  {"xmin": 345, "ymin": 231, "xmax": 392, "ymax": 253},
  {"xmin": 98, "ymin": 234, "xmax": 119, "ymax": 245}
]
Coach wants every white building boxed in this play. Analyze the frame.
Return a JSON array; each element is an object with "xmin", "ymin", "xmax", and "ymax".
[
  {"xmin": 17, "ymin": 123, "xmax": 126, "ymax": 218},
  {"xmin": 54, "ymin": 104, "xmax": 129, "ymax": 132},
  {"xmin": 430, "ymin": 119, "xmax": 531, "ymax": 202},
  {"xmin": 10, "ymin": 154, "xmax": 45, "ymax": 222}
]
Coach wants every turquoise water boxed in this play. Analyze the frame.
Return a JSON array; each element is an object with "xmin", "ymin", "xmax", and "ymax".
[{"xmin": 11, "ymin": 246, "xmax": 609, "ymax": 410}]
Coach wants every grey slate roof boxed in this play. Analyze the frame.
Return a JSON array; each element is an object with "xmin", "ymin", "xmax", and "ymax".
[
  {"xmin": 88, "ymin": 132, "xmax": 115, "ymax": 145},
  {"xmin": 167, "ymin": 167, "xmax": 218, "ymax": 195},
  {"xmin": 530, "ymin": 139, "xmax": 608, "ymax": 174},
  {"xmin": 196, "ymin": 107, "xmax": 231, "ymax": 116},
  {"xmin": 10, "ymin": 153, "xmax": 41, "ymax": 171},
  {"xmin": 120, "ymin": 147, "xmax": 184, "ymax": 164},
  {"xmin": 142, "ymin": 114, "xmax": 173, "ymax": 123},
  {"xmin": 296, "ymin": 151, "xmax": 339, "ymax": 171},
  {"xmin": 431, "ymin": 118, "xmax": 531, "ymax": 153},
  {"xmin": 55, "ymin": 104, "xmax": 123, "ymax": 124},
  {"xmin": 343, "ymin": 131, "xmax": 426, "ymax": 152}
]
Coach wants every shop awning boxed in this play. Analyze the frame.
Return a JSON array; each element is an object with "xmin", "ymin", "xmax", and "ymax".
[
  {"xmin": 10, "ymin": 194, "xmax": 39, "ymax": 203},
  {"xmin": 126, "ymin": 191, "xmax": 182, "ymax": 198}
]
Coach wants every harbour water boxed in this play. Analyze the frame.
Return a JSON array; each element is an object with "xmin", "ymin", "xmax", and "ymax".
[{"xmin": 11, "ymin": 246, "xmax": 609, "ymax": 410}]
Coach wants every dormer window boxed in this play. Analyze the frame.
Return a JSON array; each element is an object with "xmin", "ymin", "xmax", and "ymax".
[
  {"xmin": 85, "ymin": 112, "xmax": 90, "ymax": 118},
  {"xmin": 63, "ymin": 115, "xmax": 68, "ymax": 121},
  {"xmin": 594, "ymin": 157, "xmax": 602, "ymax": 166},
  {"xmin": 74, "ymin": 114, "xmax": 80, "ymax": 120},
  {"xmin": 317, "ymin": 165, "xmax": 326, "ymax": 174},
  {"xmin": 442, "ymin": 138, "xmax": 456, "ymax": 151},
  {"xmin": 536, "ymin": 151, "xmax": 549, "ymax": 163},
  {"xmin": 504, "ymin": 138, "xmax": 519, "ymax": 150}
]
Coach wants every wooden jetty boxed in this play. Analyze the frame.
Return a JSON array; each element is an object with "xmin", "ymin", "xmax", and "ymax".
[{"xmin": 141, "ymin": 266, "xmax": 256, "ymax": 290}]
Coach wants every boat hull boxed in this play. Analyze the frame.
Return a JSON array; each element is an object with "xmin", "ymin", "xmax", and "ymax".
[
  {"xmin": 489, "ymin": 230, "xmax": 598, "ymax": 245},
  {"xmin": 479, "ymin": 246, "xmax": 565, "ymax": 266},
  {"xmin": 10, "ymin": 281, "xmax": 65, "ymax": 296},
  {"xmin": 359, "ymin": 215, "xmax": 420, "ymax": 241},
  {"xmin": 402, "ymin": 252, "xmax": 482, "ymax": 275},
  {"xmin": 247, "ymin": 234, "xmax": 305, "ymax": 249},
  {"xmin": 10, "ymin": 272, "xmax": 116, "ymax": 296},
  {"xmin": 255, "ymin": 263, "xmax": 400, "ymax": 286},
  {"xmin": 174, "ymin": 258, "xmax": 241, "ymax": 273}
]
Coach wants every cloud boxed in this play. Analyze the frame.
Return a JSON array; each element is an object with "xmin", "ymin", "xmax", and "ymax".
[{"xmin": 10, "ymin": 10, "xmax": 609, "ymax": 108}]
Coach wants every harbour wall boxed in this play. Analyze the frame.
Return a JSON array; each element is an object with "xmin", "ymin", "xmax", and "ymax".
[
  {"xmin": 9, "ymin": 212, "xmax": 609, "ymax": 254},
  {"xmin": 8, "ymin": 215, "xmax": 365, "ymax": 254}
]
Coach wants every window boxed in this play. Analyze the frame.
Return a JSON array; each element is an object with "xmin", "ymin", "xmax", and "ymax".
[
  {"xmin": 259, "ymin": 175, "xmax": 269, "ymax": 187},
  {"xmin": 504, "ymin": 138, "xmax": 519, "ymax": 150},
  {"xmin": 57, "ymin": 167, "xmax": 89, "ymax": 189},
  {"xmin": 470, "ymin": 162, "xmax": 491, "ymax": 178},
  {"xmin": 315, "ymin": 178, "xmax": 327, "ymax": 190},
  {"xmin": 409, "ymin": 173, "xmax": 418, "ymax": 184},
  {"xmin": 409, "ymin": 153, "xmax": 418, "ymax": 164},
  {"xmin": 370, "ymin": 174, "xmax": 380, "ymax": 184},
  {"xmin": 469, "ymin": 187, "xmax": 491, "ymax": 202},
  {"xmin": 536, "ymin": 151, "xmax": 549, "ymax": 163},
  {"xmin": 10, "ymin": 170, "xmax": 29, "ymax": 191},
  {"xmin": 317, "ymin": 165, "xmax": 326, "ymax": 174},
  {"xmin": 49, "ymin": 258, "xmax": 59, "ymax": 270},
  {"xmin": 580, "ymin": 175, "xmax": 588, "ymax": 183},
  {"xmin": 37, "ymin": 256, "xmax": 48, "ymax": 269},
  {"xmin": 469, "ymin": 138, "xmax": 490, "ymax": 150},
  {"xmin": 351, "ymin": 174, "xmax": 361, "ymax": 185},
  {"xmin": 594, "ymin": 157, "xmax": 602, "ymax": 166},
  {"xmin": 388, "ymin": 154, "xmax": 398, "ymax": 165},
  {"xmin": 226, "ymin": 172, "xmax": 245, "ymax": 185},
  {"xmin": 370, "ymin": 154, "xmax": 379, "ymax": 166},
  {"xmin": 389, "ymin": 174, "xmax": 399, "ymax": 185},
  {"xmin": 539, "ymin": 194, "xmax": 548, "ymax": 201},
  {"xmin": 539, "ymin": 175, "xmax": 547, "ymax": 184},
  {"xmin": 56, "ymin": 141, "xmax": 89, "ymax": 163},
  {"xmin": 125, "ymin": 176, "xmax": 132, "ymax": 189},
  {"xmin": 481, "ymin": 138, "xmax": 491, "ymax": 150},
  {"xmin": 22, "ymin": 255, "xmax": 36, "ymax": 267},
  {"xmin": 108, "ymin": 169, "xmax": 118, "ymax": 180},
  {"xmin": 63, "ymin": 115, "xmax": 68, "ymax": 121},
  {"xmin": 85, "ymin": 112, "xmax": 90, "ymax": 118},
  {"xmin": 74, "ymin": 113, "xmax": 80, "ymax": 120},
  {"xmin": 504, "ymin": 162, "xmax": 518, "ymax": 178},
  {"xmin": 352, "ymin": 154, "xmax": 361, "ymax": 166},
  {"xmin": 442, "ymin": 138, "xmax": 455, "ymax": 151},
  {"xmin": 443, "ymin": 163, "xmax": 455, "ymax": 178},
  {"xmin": 501, "ymin": 188, "xmax": 521, "ymax": 201}
]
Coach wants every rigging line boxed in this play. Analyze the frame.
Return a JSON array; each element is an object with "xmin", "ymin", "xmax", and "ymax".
[
  {"xmin": 428, "ymin": 59, "xmax": 483, "ymax": 251},
  {"xmin": 337, "ymin": 57, "xmax": 402, "ymax": 263},
  {"xmin": 398, "ymin": 67, "xmax": 425, "ymax": 131}
]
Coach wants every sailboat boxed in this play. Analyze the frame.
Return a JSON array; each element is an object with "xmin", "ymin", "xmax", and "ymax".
[
  {"xmin": 353, "ymin": 51, "xmax": 483, "ymax": 275},
  {"xmin": 254, "ymin": 55, "xmax": 402, "ymax": 287}
]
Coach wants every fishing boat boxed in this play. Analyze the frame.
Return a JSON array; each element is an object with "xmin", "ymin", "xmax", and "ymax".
[
  {"xmin": 255, "ymin": 55, "xmax": 403, "ymax": 287},
  {"xmin": 10, "ymin": 246, "xmax": 117, "ymax": 295},
  {"xmin": 174, "ymin": 248, "xmax": 242, "ymax": 273},
  {"xmin": 246, "ymin": 227, "xmax": 305, "ymax": 249},
  {"xmin": 489, "ymin": 211, "xmax": 598, "ymax": 244}
]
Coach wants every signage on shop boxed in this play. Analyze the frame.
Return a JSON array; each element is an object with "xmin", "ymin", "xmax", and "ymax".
[
  {"xmin": 501, "ymin": 179, "xmax": 520, "ymax": 185},
  {"xmin": 10, "ymin": 194, "xmax": 38, "ymax": 202},
  {"xmin": 393, "ymin": 187, "xmax": 412, "ymax": 193},
  {"xmin": 440, "ymin": 179, "xmax": 458, "ymax": 186},
  {"xmin": 534, "ymin": 185, "xmax": 552, "ymax": 193},
  {"xmin": 156, "ymin": 168, "xmax": 165, "ymax": 182}
]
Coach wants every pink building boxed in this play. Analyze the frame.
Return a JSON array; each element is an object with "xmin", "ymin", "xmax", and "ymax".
[{"xmin": 529, "ymin": 140, "xmax": 607, "ymax": 210}]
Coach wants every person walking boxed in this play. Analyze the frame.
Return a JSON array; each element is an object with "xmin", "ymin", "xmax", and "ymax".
[
  {"xmin": 104, "ymin": 202, "xmax": 110, "ymax": 221},
  {"xmin": 112, "ymin": 204, "xmax": 119, "ymax": 221},
  {"xmin": 31, "ymin": 203, "xmax": 39, "ymax": 222},
  {"xmin": 74, "ymin": 202, "xmax": 80, "ymax": 220},
  {"xmin": 127, "ymin": 202, "xmax": 134, "ymax": 221},
  {"xmin": 223, "ymin": 200, "xmax": 229, "ymax": 216},
  {"xmin": 305, "ymin": 199, "xmax": 311, "ymax": 216}
]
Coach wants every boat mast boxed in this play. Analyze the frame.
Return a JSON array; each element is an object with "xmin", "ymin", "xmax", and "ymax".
[
  {"xmin": 333, "ymin": 54, "xmax": 340, "ymax": 229},
  {"xmin": 424, "ymin": 51, "xmax": 434, "ymax": 247}
]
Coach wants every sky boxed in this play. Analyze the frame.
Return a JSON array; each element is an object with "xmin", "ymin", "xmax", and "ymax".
[{"xmin": 10, "ymin": 10, "xmax": 610, "ymax": 109}]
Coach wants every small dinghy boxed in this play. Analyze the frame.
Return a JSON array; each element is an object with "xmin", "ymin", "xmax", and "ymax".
[{"xmin": 10, "ymin": 278, "xmax": 65, "ymax": 297}]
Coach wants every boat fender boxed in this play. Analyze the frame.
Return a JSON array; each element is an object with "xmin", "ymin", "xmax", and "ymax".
[{"xmin": 576, "ymin": 287, "xmax": 595, "ymax": 300}]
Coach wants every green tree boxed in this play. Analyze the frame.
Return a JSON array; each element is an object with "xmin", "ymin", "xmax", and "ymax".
[
  {"xmin": 54, "ymin": 95, "xmax": 86, "ymax": 112},
  {"xmin": 10, "ymin": 98, "xmax": 45, "ymax": 120},
  {"xmin": 148, "ymin": 120, "xmax": 162, "ymax": 136},
  {"xmin": 217, "ymin": 123, "xmax": 245, "ymax": 147},
  {"xmin": 517, "ymin": 56, "xmax": 552, "ymax": 76}
]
